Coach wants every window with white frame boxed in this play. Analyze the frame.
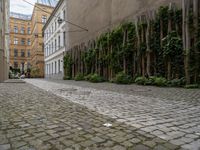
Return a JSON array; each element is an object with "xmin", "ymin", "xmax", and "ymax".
[
  {"xmin": 42, "ymin": 15, "xmax": 47, "ymax": 24},
  {"xmin": 21, "ymin": 50, "xmax": 25, "ymax": 57},
  {"xmin": 58, "ymin": 35, "xmax": 61, "ymax": 48},
  {"xmin": 52, "ymin": 62, "xmax": 53, "ymax": 74},
  {"xmin": 27, "ymin": 50, "xmax": 30, "ymax": 57},
  {"xmin": 21, "ymin": 27, "xmax": 25, "ymax": 34},
  {"xmin": 49, "ymin": 43, "xmax": 51, "ymax": 54},
  {"xmin": 58, "ymin": 59, "xmax": 60, "ymax": 72},
  {"xmin": 52, "ymin": 42, "xmax": 54, "ymax": 53},
  {"xmin": 14, "ymin": 38, "xmax": 18, "ymax": 45},
  {"xmin": 47, "ymin": 45, "xmax": 49, "ymax": 56},
  {"xmin": 27, "ymin": 39, "xmax": 31, "ymax": 45},
  {"xmin": 14, "ymin": 49, "xmax": 18, "ymax": 57},
  {"xmin": 55, "ymin": 61, "xmax": 57, "ymax": 74},
  {"xmin": 27, "ymin": 27, "xmax": 31, "ymax": 34},
  {"xmin": 63, "ymin": 9, "xmax": 66, "ymax": 20},
  {"xmin": 14, "ymin": 26, "xmax": 18, "ymax": 33},
  {"xmin": 55, "ymin": 20, "xmax": 57, "ymax": 29},
  {"xmin": 21, "ymin": 38, "xmax": 25, "ymax": 45},
  {"xmin": 63, "ymin": 32, "xmax": 66, "ymax": 46}
]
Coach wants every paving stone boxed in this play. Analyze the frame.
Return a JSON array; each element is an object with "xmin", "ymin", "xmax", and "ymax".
[
  {"xmin": 154, "ymin": 145, "xmax": 168, "ymax": 150},
  {"xmin": 170, "ymin": 139, "xmax": 186, "ymax": 146},
  {"xmin": 91, "ymin": 136, "xmax": 105, "ymax": 143},
  {"xmin": 112, "ymin": 136, "xmax": 127, "ymax": 143},
  {"xmin": 111, "ymin": 145, "xmax": 126, "ymax": 150},
  {"xmin": 0, "ymin": 144, "xmax": 10, "ymax": 150},
  {"xmin": 182, "ymin": 139, "xmax": 200, "ymax": 150},
  {"xmin": 12, "ymin": 141, "xmax": 27, "ymax": 148},
  {"xmin": 134, "ymin": 144, "xmax": 150, "ymax": 150},
  {"xmin": 130, "ymin": 138, "xmax": 141, "ymax": 144},
  {"xmin": 143, "ymin": 140, "xmax": 156, "ymax": 148},
  {"xmin": 62, "ymin": 140, "xmax": 75, "ymax": 146},
  {"xmin": 185, "ymin": 134, "xmax": 199, "ymax": 139},
  {"xmin": 163, "ymin": 143, "xmax": 179, "ymax": 150},
  {"xmin": 80, "ymin": 140, "xmax": 95, "ymax": 147}
]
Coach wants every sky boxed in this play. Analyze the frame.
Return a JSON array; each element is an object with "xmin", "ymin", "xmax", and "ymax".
[{"xmin": 10, "ymin": 0, "xmax": 37, "ymax": 15}]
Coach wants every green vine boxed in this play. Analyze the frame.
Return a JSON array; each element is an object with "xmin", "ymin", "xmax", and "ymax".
[{"xmin": 63, "ymin": 53, "xmax": 73, "ymax": 79}]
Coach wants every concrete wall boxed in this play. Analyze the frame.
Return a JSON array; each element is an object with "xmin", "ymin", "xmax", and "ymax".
[
  {"xmin": 0, "ymin": 0, "xmax": 9, "ymax": 82},
  {"xmin": 66, "ymin": 0, "xmax": 181, "ymax": 49}
]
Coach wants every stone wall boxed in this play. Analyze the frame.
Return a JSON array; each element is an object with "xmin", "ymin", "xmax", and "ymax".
[{"xmin": 66, "ymin": 0, "xmax": 181, "ymax": 49}]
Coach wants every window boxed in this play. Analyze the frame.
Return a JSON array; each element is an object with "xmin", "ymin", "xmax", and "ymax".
[
  {"xmin": 52, "ymin": 42, "xmax": 54, "ymax": 53},
  {"xmin": 27, "ymin": 39, "xmax": 31, "ymax": 45},
  {"xmin": 63, "ymin": 10, "xmax": 66, "ymax": 20},
  {"xmin": 42, "ymin": 15, "xmax": 47, "ymax": 24},
  {"xmin": 27, "ymin": 50, "xmax": 30, "ymax": 57},
  {"xmin": 55, "ymin": 39, "xmax": 57, "ymax": 51},
  {"xmin": 14, "ymin": 62, "xmax": 18, "ymax": 68},
  {"xmin": 14, "ymin": 49, "xmax": 18, "ymax": 57},
  {"xmin": 55, "ymin": 21, "xmax": 57, "ymax": 30},
  {"xmin": 58, "ymin": 13, "xmax": 61, "ymax": 26},
  {"xmin": 52, "ymin": 62, "xmax": 53, "ymax": 74},
  {"xmin": 58, "ymin": 36, "xmax": 61, "ymax": 49},
  {"xmin": 27, "ymin": 62, "xmax": 31, "ymax": 69},
  {"xmin": 21, "ymin": 27, "xmax": 25, "ymax": 34},
  {"xmin": 49, "ymin": 43, "xmax": 51, "ymax": 54},
  {"xmin": 21, "ymin": 50, "xmax": 25, "ymax": 57},
  {"xmin": 63, "ymin": 32, "xmax": 66, "ymax": 46},
  {"xmin": 21, "ymin": 38, "xmax": 25, "ymax": 45},
  {"xmin": 52, "ymin": 24, "xmax": 53, "ymax": 33},
  {"xmin": 47, "ymin": 45, "xmax": 49, "ymax": 56},
  {"xmin": 14, "ymin": 26, "xmax": 18, "ymax": 33},
  {"xmin": 14, "ymin": 38, "xmax": 18, "ymax": 45},
  {"xmin": 58, "ymin": 59, "xmax": 60, "ymax": 72},
  {"xmin": 21, "ymin": 62, "xmax": 25, "ymax": 72},
  {"xmin": 55, "ymin": 61, "xmax": 57, "ymax": 74},
  {"xmin": 27, "ymin": 27, "xmax": 31, "ymax": 34}
]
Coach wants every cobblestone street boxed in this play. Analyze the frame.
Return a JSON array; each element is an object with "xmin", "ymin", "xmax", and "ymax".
[
  {"xmin": 24, "ymin": 79, "xmax": 200, "ymax": 150},
  {"xmin": 0, "ymin": 81, "xmax": 186, "ymax": 150}
]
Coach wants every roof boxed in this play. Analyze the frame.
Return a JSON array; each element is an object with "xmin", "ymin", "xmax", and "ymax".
[
  {"xmin": 10, "ymin": 12, "xmax": 31, "ymax": 20},
  {"xmin": 37, "ymin": 0, "xmax": 58, "ymax": 7}
]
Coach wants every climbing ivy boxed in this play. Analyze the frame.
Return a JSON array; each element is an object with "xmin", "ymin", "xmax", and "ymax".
[
  {"xmin": 63, "ymin": 4, "xmax": 200, "ymax": 86},
  {"xmin": 63, "ymin": 53, "xmax": 73, "ymax": 79}
]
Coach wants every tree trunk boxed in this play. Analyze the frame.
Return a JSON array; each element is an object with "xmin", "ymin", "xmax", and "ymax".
[
  {"xmin": 193, "ymin": 0, "xmax": 199, "ymax": 82},
  {"xmin": 141, "ymin": 20, "xmax": 145, "ymax": 77},
  {"xmin": 167, "ymin": 3, "xmax": 172, "ymax": 80},
  {"xmin": 123, "ymin": 30, "xmax": 126, "ymax": 73},
  {"xmin": 182, "ymin": 0, "xmax": 191, "ymax": 84},
  {"xmin": 146, "ymin": 14, "xmax": 151, "ymax": 77},
  {"xmin": 110, "ymin": 45, "xmax": 113, "ymax": 79},
  {"xmin": 167, "ymin": 58, "xmax": 171, "ymax": 80},
  {"xmin": 135, "ymin": 19, "xmax": 141, "ymax": 75}
]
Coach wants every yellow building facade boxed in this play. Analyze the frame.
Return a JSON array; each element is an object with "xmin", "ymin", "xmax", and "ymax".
[
  {"xmin": 9, "ymin": 13, "xmax": 32, "ymax": 73},
  {"xmin": 30, "ymin": 3, "xmax": 54, "ymax": 77},
  {"xmin": 9, "ymin": 3, "xmax": 54, "ymax": 77}
]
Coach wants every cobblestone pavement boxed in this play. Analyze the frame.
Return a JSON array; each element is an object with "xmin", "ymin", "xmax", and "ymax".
[
  {"xmin": 25, "ymin": 79, "xmax": 200, "ymax": 150},
  {"xmin": 0, "ymin": 82, "xmax": 184, "ymax": 150}
]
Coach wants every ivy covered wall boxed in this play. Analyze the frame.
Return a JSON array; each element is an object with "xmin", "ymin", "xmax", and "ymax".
[{"xmin": 64, "ymin": 1, "xmax": 200, "ymax": 85}]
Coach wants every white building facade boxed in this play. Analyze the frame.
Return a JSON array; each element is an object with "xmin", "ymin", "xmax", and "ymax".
[{"xmin": 43, "ymin": 0, "xmax": 66, "ymax": 79}]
